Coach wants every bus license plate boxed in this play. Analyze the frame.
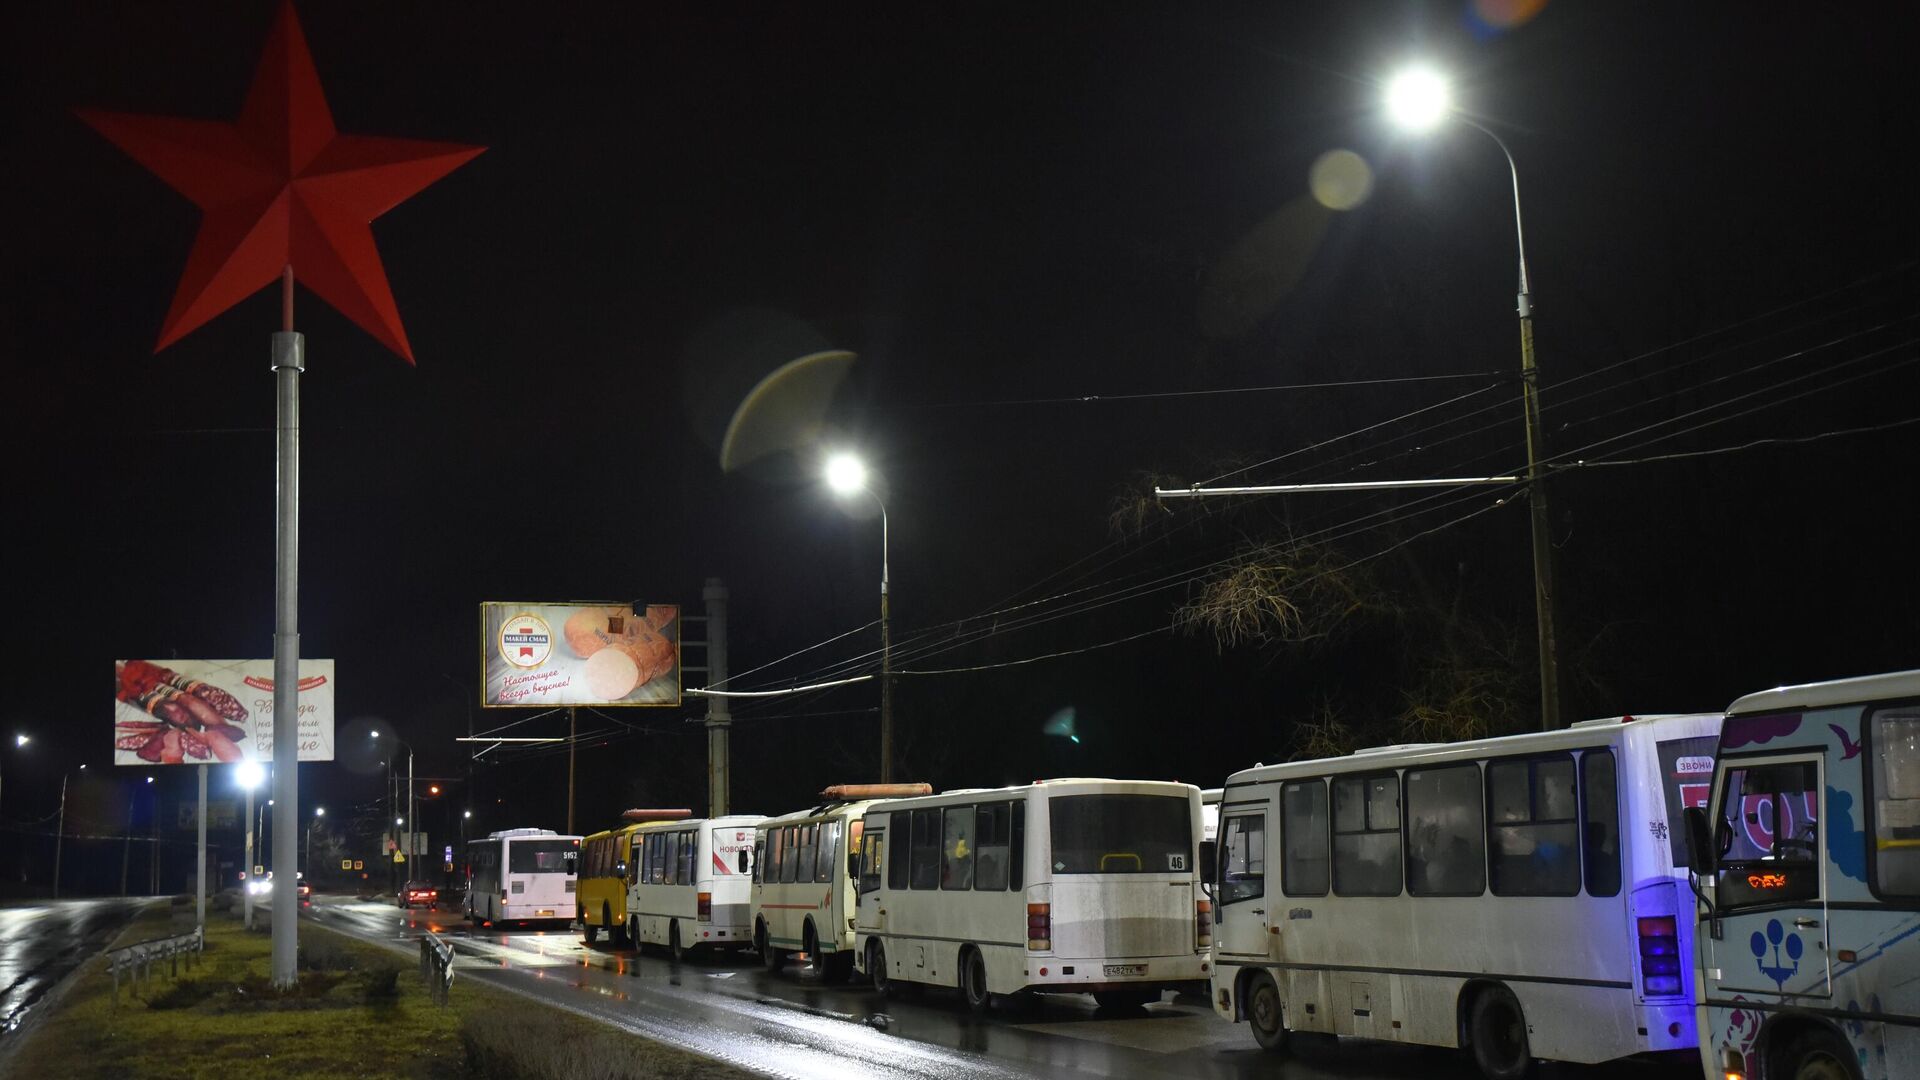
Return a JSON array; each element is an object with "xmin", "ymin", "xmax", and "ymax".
[
  {"xmin": 536, "ymin": 909, "xmax": 554, "ymax": 917},
  {"xmin": 1103, "ymin": 964, "xmax": 1146, "ymax": 977}
]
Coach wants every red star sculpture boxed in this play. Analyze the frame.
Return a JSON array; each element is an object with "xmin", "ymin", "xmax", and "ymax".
[{"xmin": 77, "ymin": 1, "xmax": 483, "ymax": 363}]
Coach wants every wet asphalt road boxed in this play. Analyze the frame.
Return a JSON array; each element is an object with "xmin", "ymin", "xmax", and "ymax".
[
  {"xmin": 310, "ymin": 895, "xmax": 1701, "ymax": 1080},
  {"xmin": 0, "ymin": 898, "xmax": 145, "ymax": 1043}
]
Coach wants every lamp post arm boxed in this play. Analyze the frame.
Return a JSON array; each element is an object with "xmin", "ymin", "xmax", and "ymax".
[
  {"xmin": 873, "ymin": 491, "xmax": 890, "ymax": 597},
  {"xmin": 1458, "ymin": 117, "xmax": 1530, "ymax": 314}
]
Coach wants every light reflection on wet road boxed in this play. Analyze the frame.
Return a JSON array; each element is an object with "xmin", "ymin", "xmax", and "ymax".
[
  {"xmin": 311, "ymin": 897, "xmax": 1698, "ymax": 1080},
  {"xmin": 0, "ymin": 899, "xmax": 144, "ymax": 1042}
]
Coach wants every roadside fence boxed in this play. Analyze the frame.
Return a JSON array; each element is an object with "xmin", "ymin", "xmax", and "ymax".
[{"xmin": 108, "ymin": 926, "xmax": 204, "ymax": 1005}]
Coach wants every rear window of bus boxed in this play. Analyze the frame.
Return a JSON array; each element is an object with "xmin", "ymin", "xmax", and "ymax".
[{"xmin": 1048, "ymin": 794, "xmax": 1191, "ymax": 875}]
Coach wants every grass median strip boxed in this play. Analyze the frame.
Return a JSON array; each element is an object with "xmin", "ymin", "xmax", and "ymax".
[{"xmin": 8, "ymin": 898, "xmax": 754, "ymax": 1080}]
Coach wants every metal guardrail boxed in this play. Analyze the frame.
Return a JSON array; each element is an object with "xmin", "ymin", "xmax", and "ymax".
[
  {"xmin": 418, "ymin": 931, "xmax": 455, "ymax": 1006},
  {"xmin": 108, "ymin": 925, "xmax": 204, "ymax": 1004}
]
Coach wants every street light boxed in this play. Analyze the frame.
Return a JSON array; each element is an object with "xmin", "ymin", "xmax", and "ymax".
[
  {"xmin": 53, "ymin": 764, "xmax": 84, "ymax": 899},
  {"xmin": 824, "ymin": 451, "xmax": 895, "ymax": 782},
  {"xmin": 372, "ymin": 729, "xmax": 416, "ymax": 890},
  {"xmin": 236, "ymin": 760, "xmax": 266, "ymax": 927},
  {"xmin": 1386, "ymin": 63, "xmax": 1562, "ymax": 730},
  {"xmin": 305, "ymin": 806, "xmax": 325, "ymax": 875}
]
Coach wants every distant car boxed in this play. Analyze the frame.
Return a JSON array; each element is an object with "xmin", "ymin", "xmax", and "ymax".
[
  {"xmin": 298, "ymin": 881, "xmax": 313, "ymax": 899},
  {"xmin": 399, "ymin": 881, "xmax": 439, "ymax": 909}
]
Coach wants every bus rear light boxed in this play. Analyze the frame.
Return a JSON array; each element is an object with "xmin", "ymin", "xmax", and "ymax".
[
  {"xmin": 1636, "ymin": 915, "xmax": 1682, "ymax": 997},
  {"xmin": 1027, "ymin": 903, "xmax": 1051, "ymax": 951},
  {"xmin": 697, "ymin": 892, "xmax": 712, "ymax": 922},
  {"xmin": 1195, "ymin": 898, "xmax": 1213, "ymax": 950}
]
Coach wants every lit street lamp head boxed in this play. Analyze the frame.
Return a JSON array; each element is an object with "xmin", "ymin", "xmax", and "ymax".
[
  {"xmin": 315, "ymin": 806, "xmax": 325, "ymax": 817},
  {"xmin": 236, "ymin": 760, "xmax": 266, "ymax": 791},
  {"xmin": 1386, "ymin": 65, "xmax": 1452, "ymax": 133},
  {"xmin": 13, "ymin": 733, "xmax": 28, "ymax": 748},
  {"xmin": 824, "ymin": 452, "xmax": 869, "ymax": 496}
]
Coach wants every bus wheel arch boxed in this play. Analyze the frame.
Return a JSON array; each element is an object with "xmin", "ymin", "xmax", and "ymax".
[
  {"xmin": 1461, "ymin": 981, "xmax": 1533, "ymax": 1080},
  {"xmin": 1759, "ymin": 1014, "xmax": 1860, "ymax": 1080}
]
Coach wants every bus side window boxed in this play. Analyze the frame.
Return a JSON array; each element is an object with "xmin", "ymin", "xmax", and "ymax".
[
  {"xmin": 910, "ymin": 809, "xmax": 941, "ymax": 890},
  {"xmin": 1010, "ymin": 802, "xmax": 1025, "ymax": 890},
  {"xmin": 1582, "ymin": 750, "xmax": 1621, "ymax": 897},
  {"xmin": 943, "ymin": 805, "xmax": 975, "ymax": 890},
  {"xmin": 888, "ymin": 816, "xmax": 911, "ymax": 891},
  {"xmin": 974, "ymin": 804, "xmax": 1011, "ymax": 891},
  {"xmin": 1871, "ymin": 707, "xmax": 1920, "ymax": 896},
  {"xmin": 1488, "ymin": 755, "xmax": 1581, "ymax": 896},
  {"xmin": 1282, "ymin": 780, "xmax": 1329, "ymax": 896},
  {"xmin": 816, "ymin": 820, "xmax": 840, "ymax": 884},
  {"xmin": 1333, "ymin": 774, "xmax": 1402, "ymax": 896},
  {"xmin": 1406, "ymin": 764, "xmax": 1484, "ymax": 897}
]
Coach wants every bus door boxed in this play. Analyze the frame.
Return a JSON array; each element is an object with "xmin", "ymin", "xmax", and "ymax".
[
  {"xmin": 1704, "ymin": 754, "xmax": 1831, "ymax": 999},
  {"xmin": 855, "ymin": 817, "xmax": 887, "ymax": 936},
  {"xmin": 1215, "ymin": 806, "xmax": 1271, "ymax": 960}
]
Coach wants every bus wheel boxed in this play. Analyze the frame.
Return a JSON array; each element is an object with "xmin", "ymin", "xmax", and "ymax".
[
  {"xmin": 669, "ymin": 921, "xmax": 688, "ymax": 963},
  {"xmin": 1771, "ymin": 1025, "xmax": 1859, "ymax": 1080},
  {"xmin": 759, "ymin": 924, "xmax": 786, "ymax": 973},
  {"xmin": 961, "ymin": 948, "xmax": 992, "ymax": 1014},
  {"xmin": 868, "ymin": 941, "xmax": 891, "ymax": 996},
  {"xmin": 1247, "ymin": 973, "xmax": 1289, "ymax": 1052},
  {"xmin": 1468, "ymin": 985, "xmax": 1533, "ymax": 1080}
]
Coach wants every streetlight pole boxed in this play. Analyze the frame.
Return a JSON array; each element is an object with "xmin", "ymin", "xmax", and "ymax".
[
  {"xmin": 1387, "ymin": 67, "xmax": 1561, "ymax": 730},
  {"xmin": 236, "ymin": 760, "xmax": 265, "ymax": 928},
  {"xmin": 825, "ymin": 453, "xmax": 895, "ymax": 781},
  {"xmin": 306, "ymin": 807, "xmax": 325, "ymax": 875},
  {"xmin": 54, "ymin": 764, "xmax": 83, "ymax": 900}
]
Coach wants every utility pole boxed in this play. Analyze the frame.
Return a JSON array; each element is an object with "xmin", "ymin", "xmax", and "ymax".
[
  {"xmin": 704, "ymin": 579, "xmax": 732, "ymax": 816},
  {"xmin": 195, "ymin": 764, "xmax": 206, "ymax": 931},
  {"xmin": 54, "ymin": 770, "xmax": 76, "ymax": 900},
  {"xmin": 566, "ymin": 706, "xmax": 577, "ymax": 835},
  {"xmin": 244, "ymin": 782, "xmax": 256, "ymax": 928}
]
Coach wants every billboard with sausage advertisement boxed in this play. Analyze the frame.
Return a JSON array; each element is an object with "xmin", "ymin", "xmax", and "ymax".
[
  {"xmin": 481, "ymin": 602, "xmax": 680, "ymax": 708},
  {"xmin": 114, "ymin": 659, "xmax": 336, "ymax": 765}
]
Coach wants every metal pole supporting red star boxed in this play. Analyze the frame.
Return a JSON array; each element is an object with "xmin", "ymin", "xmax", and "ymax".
[{"xmin": 79, "ymin": 1, "xmax": 482, "ymax": 987}]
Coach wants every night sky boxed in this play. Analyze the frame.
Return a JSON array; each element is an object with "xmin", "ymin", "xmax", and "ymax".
[{"xmin": 3, "ymin": 3, "xmax": 1916, "ymax": 892}]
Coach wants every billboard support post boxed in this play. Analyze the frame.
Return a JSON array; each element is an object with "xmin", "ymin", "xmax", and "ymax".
[
  {"xmin": 196, "ymin": 764, "xmax": 207, "ymax": 934},
  {"xmin": 269, "ymin": 311, "xmax": 303, "ymax": 989},
  {"xmin": 704, "ymin": 579, "xmax": 731, "ymax": 817},
  {"xmin": 566, "ymin": 707, "xmax": 576, "ymax": 835}
]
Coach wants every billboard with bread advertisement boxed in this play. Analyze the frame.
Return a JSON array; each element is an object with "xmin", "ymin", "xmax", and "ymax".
[
  {"xmin": 481, "ymin": 602, "xmax": 680, "ymax": 708},
  {"xmin": 114, "ymin": 659, "xmax": 336, "ymax": 765}
]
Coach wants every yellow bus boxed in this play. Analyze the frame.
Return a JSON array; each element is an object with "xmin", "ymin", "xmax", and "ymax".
[
  {"xmin": 579, "ymin": 809, "xmax": 693, "ymax": 945},
  {"xmin": 578, "ymin": 823, "xmax": 642, "ymax": 944}
]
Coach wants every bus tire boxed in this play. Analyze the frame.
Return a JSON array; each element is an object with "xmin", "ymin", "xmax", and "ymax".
[
  {"xmin": 868, "ymin": 941, "xmax": 892, "ymax": 996},
  {"xmin": 960, "ymin": 947, "xmax": 992, "ymax": 1014},
  {"xmin": 758, "ymin": 922, "xmax": 786, "ymax": 973},
  {"xmin": 1246, "ymin": 972, "xmax": 1290, "ymax": 1052},
  {"xmin": 1468, "ymin": 984, "xmax": 1533, "ymax": 1080},
  {"xmin": 670, "ymin": 920, "xmax": 688, "ymax": 963},
  {"xmin": 1769, "ymin": 1023, "xmax": 1859, "ymax": 1080}
]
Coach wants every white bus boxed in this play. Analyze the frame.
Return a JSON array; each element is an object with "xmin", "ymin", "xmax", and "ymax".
[
  {"xmin": 1203, "ymin": 787, "xmax": 1223, "ymax": 843},
  {"xmin": 1685, "ymin": 670, "xmax": 1920, "ymax": 1080},
  {"xmin": 752, "ymin": 784, "xmax": 931, "ymax": 981},
  {"xmin": 626, "ymin": 814, "xmax": 765, "ymax": 960},
  {"xmin": 1208, "ymin": 713, "xmax": 1722, "ymax": 1078},
  {"xmin": 465, "ymin": 827, "xmax": 581, "ymax": 926},
  {"xmin": 852, "ymin": 779, "xmax": 1212, "ymax": 1011}
]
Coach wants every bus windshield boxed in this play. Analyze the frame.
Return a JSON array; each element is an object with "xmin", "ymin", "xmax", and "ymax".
[
  {"xmin": 1049, "ymin": 793, "xmax": 1191, "ymax": 874},
  {"xmin": 510, "ymin": 840, "xmax": 577, "ymax": 874}
]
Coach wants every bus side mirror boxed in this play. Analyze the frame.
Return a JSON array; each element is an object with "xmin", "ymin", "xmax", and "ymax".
[
  {"xmin": 1198, "ymin": 840, "xmax": 1217, "ymax": 884},
  {"xmin": 1683, "ymin": 807, "xmax": 1714, "ymax": 877},
  {"xmin": 849, "ymin": 853, "xmax": 861, "ymax": 882},
  {"xmin": 737, "ymin": 850, "xmax": 749, "ymax": 874}
]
